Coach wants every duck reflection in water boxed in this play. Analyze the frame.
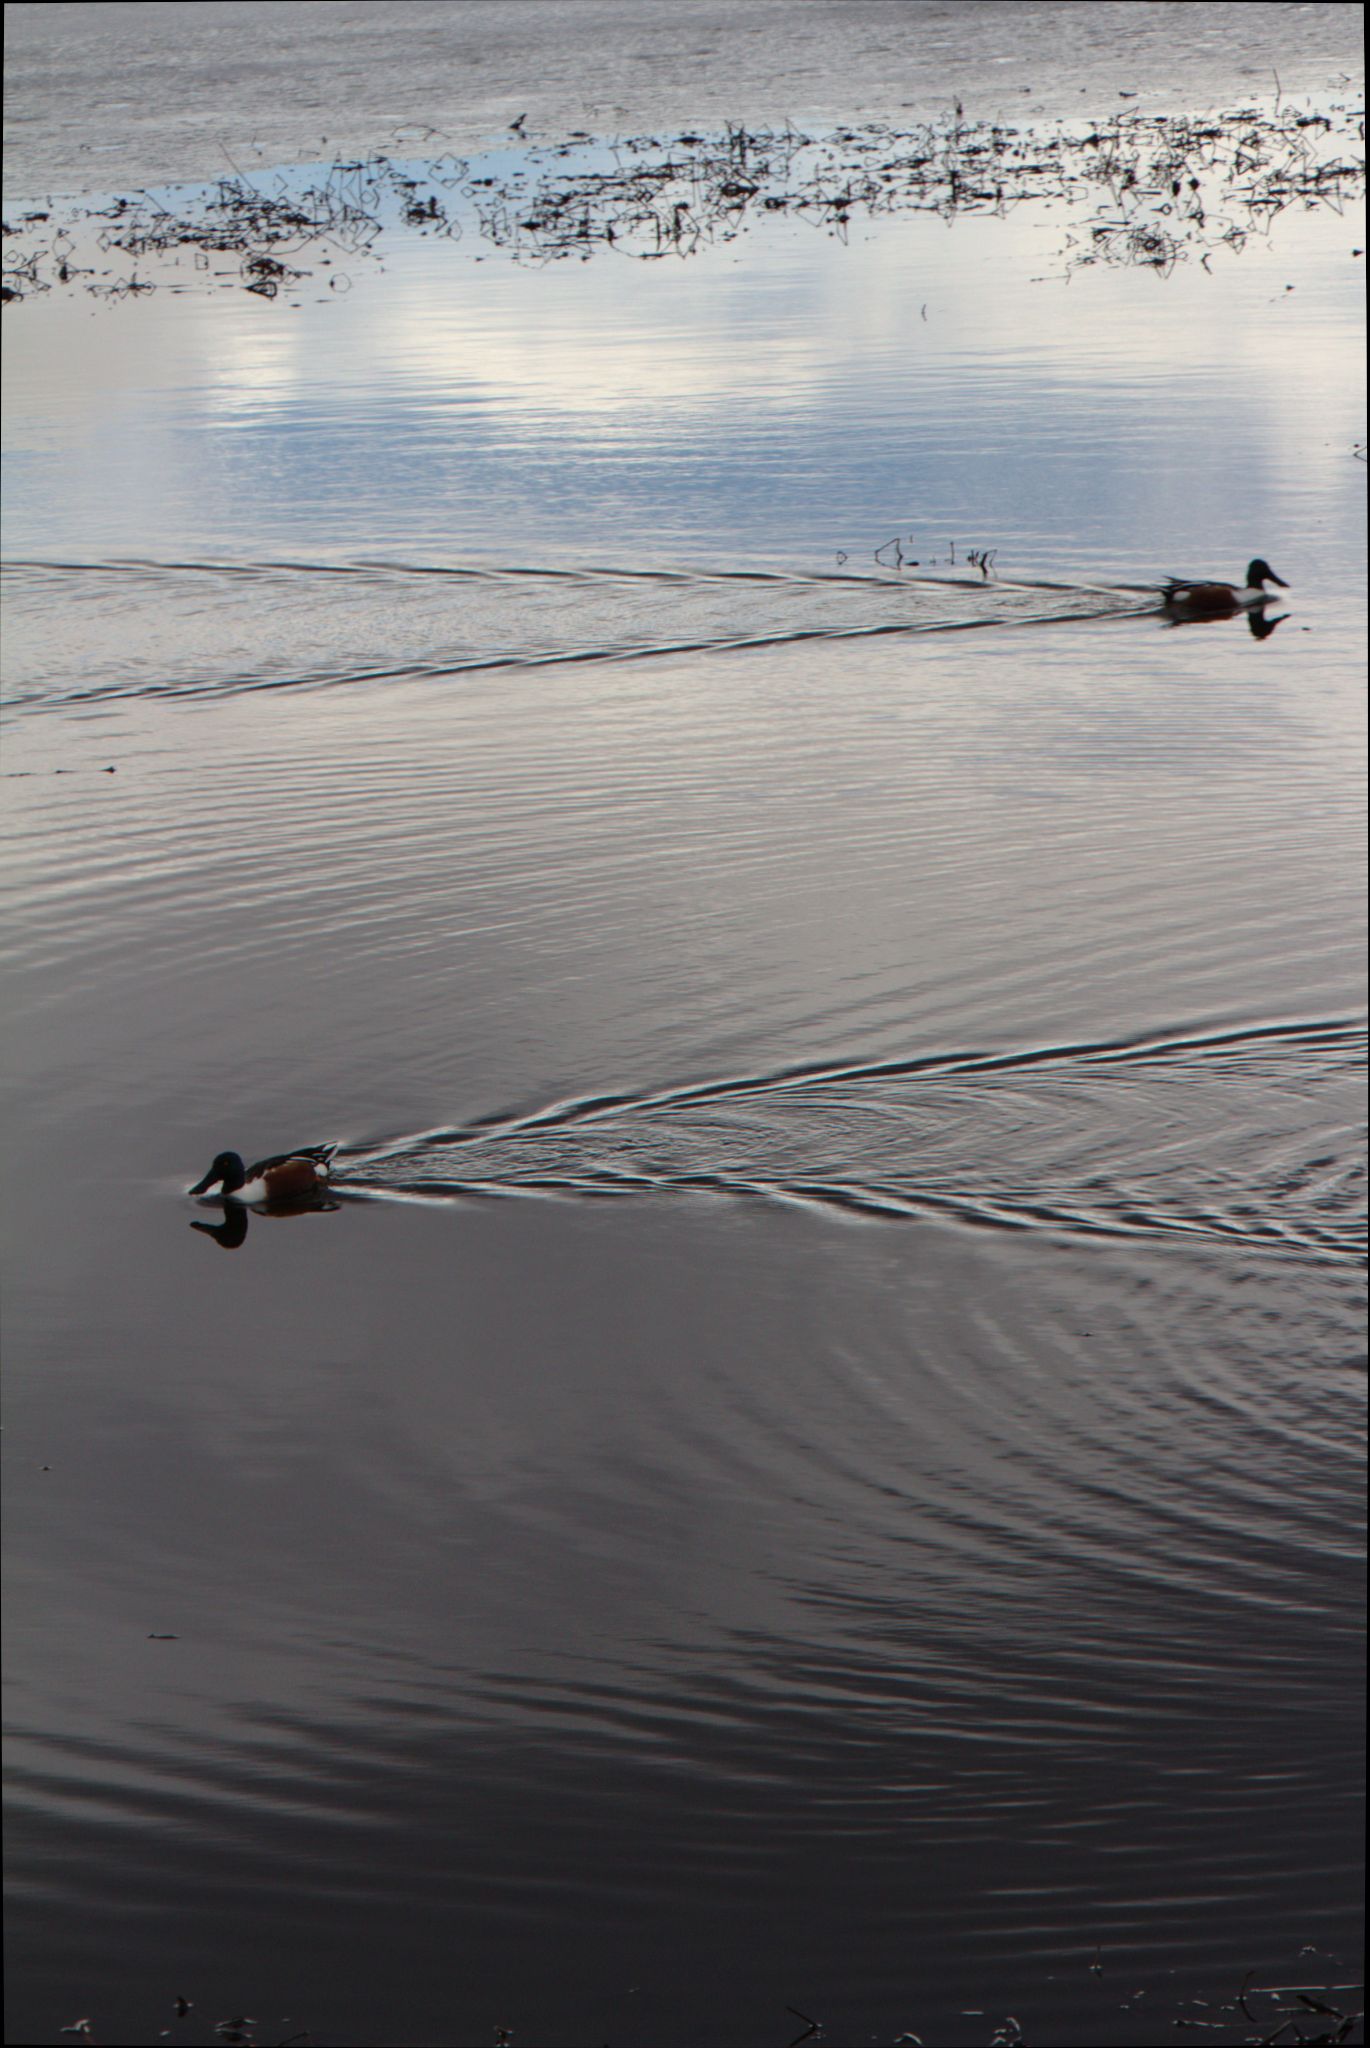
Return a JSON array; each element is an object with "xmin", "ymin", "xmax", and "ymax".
[
  {"xmin": 1163, "ymin": 602, "xmax": 1288, "ymax": 639},
  {"xmin": 190, "ymin": 1191, "xmax": 341, "ymax": 1250}
]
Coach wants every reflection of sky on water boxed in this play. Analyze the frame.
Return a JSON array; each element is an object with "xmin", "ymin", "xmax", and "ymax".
[{"xmin": 3, "ymin": 158, "xmax": 1364, "ymax": 584}]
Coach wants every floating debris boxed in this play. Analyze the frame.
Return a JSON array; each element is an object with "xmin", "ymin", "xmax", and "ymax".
[
  {"xmin": 2, "ymin": 151, "xmax": 467, "ymax": 303},
  {"xmin": 2, "ymin": 97, "xmax": 1362, "ymax": 304}
]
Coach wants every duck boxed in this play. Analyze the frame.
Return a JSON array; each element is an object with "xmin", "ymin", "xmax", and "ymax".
[
  {"xmin": 189, "ymin": 1143, "xmax": 337, "ymax": 1202},
  {"xmin": 1161, "ymin": 558, "xmax": 1289, "ymax": 616}
]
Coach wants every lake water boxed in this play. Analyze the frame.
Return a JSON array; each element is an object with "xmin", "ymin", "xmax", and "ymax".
[{"xmin": 2, "ymin": 7, "xmax": 1366, "ymax": 2047}]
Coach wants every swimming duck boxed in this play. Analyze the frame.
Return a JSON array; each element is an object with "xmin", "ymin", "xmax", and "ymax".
[
  {"xmin": 189, "ymin": 1143, "xmax": 337, "ymax": 1202},
  {"xmin": 1161, "ymin": 558, "xmax": 1289, "ymax": 616}
]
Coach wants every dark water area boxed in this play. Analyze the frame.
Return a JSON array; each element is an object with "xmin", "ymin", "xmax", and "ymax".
[{"xmin": 3, "ymin": 7, "xmax": 1367, "ymax": 2047}]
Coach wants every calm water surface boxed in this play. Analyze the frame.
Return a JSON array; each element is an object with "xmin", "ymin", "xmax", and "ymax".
[{"xmin": 2, "ymin": 15, "xmax": 1366, "ymax": 2046}]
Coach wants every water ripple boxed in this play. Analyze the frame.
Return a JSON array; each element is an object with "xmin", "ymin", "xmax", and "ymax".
[
  {"xmin": 337, "ymin": 1015, "xmax": 1367, "ymax": 1265},
  {"xmin": 0, "ymin": 555, "xmax": 1153, "ymax": 713}
]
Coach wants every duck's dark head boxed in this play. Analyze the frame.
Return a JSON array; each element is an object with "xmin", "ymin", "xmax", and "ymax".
[
  {"xmin": 1247, "ymin": 559, "xmax": 1288, "ymax": 591},
  {"xmin": 189, "ymin": 1150, "xmax": 246, "ymax": 1196}
]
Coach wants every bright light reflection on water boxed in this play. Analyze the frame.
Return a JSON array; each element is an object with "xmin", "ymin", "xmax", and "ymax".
[{"xmin": 3, "ymin": 140, "xmax": 1364, "ymax": 580}]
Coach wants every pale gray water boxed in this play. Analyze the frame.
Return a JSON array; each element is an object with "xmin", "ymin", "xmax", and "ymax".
[
  {"xmin": 4, "ymin": 0, "xmax": 1364, "ymax": 199},
  {"xmin": 2, "ymin": 9, "xmax": 1366, "ymax": 2048}
]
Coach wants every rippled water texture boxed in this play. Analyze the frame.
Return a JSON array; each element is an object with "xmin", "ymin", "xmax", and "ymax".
[{"xmin": 3, "ymin": 8, "xmax": 1366, "ymax": 2047}]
